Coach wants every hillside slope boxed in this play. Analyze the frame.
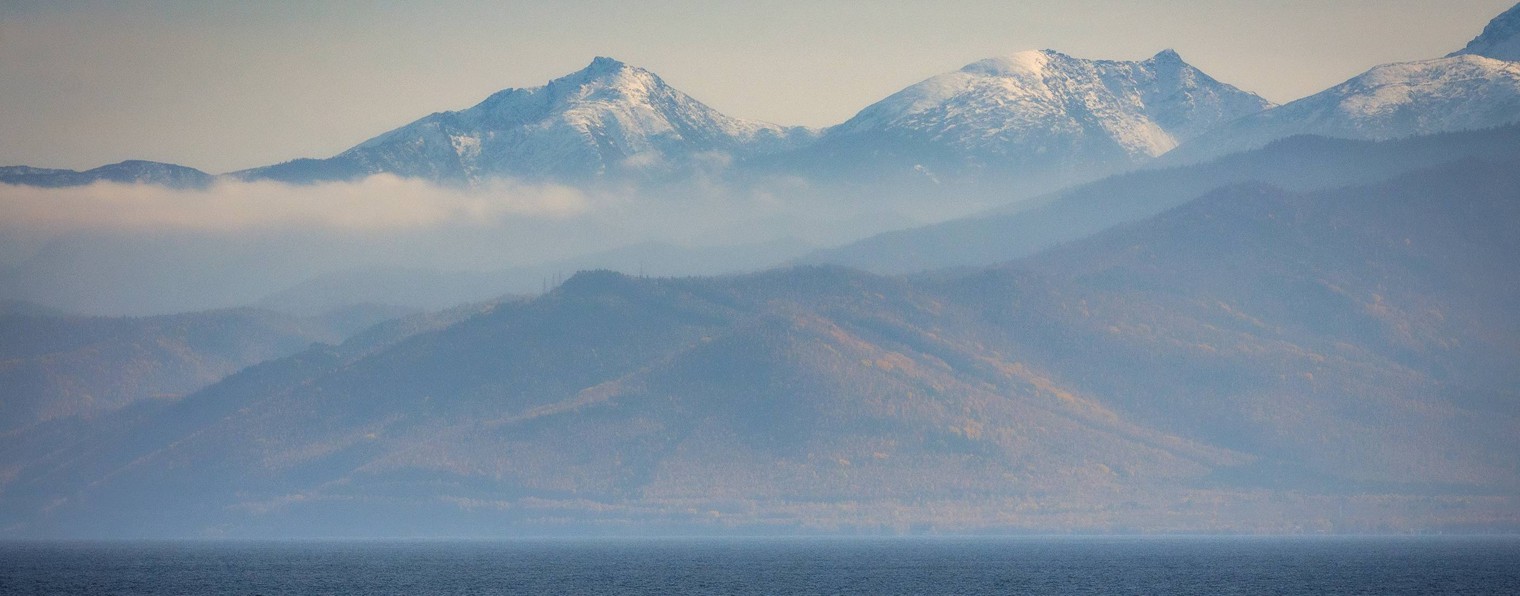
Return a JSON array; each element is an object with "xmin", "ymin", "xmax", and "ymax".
[
  {"xmin": 4, "ymin": 158, "xmax": 1517, "ymax": 537},
  {"xmin": 0, "ymin": 305, "xmax": 413, "ymax": 433}
]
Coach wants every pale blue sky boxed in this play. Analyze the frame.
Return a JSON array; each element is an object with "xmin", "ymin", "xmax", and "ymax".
[{"xmin": 1, "ymin": 0, "xmax": 1514, "ymax": 172}]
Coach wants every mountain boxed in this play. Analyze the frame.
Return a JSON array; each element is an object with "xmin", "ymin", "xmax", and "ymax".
[
  {"xmin": 1169, "ymin": 57, "xmax": 1520, "ymax": 163},
  {"xmin": 759, "ymin": 49, "xmax": 1271, "ymax": 193},
  {"xmin": 802, "ymin": 124, "xmax": 1520, "ymax": 274},
  {"xmin": 0, "ymin": 160, "xmax": 212, "ymax": 189},
  {"xmin": 237, "ymin": 57, "xmax": 818, "ymax": 185},
  {"xmin": 4, "ymin": 158, "xmax": 1517, "ymax": 537},
  {"xmin": 0, "ymin": 305, "xmax": 411, "ymax": 434},
  {"xmin": 1005, "ymin": 161, "xmax": 1520, "ymax": 496},
  {"xmin": 9, "ymin": 3, "xmax": 1519, "ymax": 192},
  {"xmin": 1168, "ymin": 5, "xmax": 1520, "ymax": 164},
  {"xmin": 15, "ymin": 51, "xmax": 1260, "ymax": 191},
  {"xmin": 1450, "ymin": 2, "xmax": 1520, "ymax": 61}
]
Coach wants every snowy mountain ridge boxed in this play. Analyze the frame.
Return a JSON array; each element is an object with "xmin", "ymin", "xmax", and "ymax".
[
  {"xmin": 1164, "ymin": 4, "xmax": 1520, "ymax": 163},
  {"xmin": 756, "ymin": 48, "xmax": 1275, "ymax": 195},
  {"xmin": 237, "ymin": 57, "xmax": 819, "ymax": 185},
  {"xmin": 1166, "ymin": 54, "xmax": 1520, "ymax": 163},
  {"xmin": 8, "ymin": 2, "xmax": 1520, "ymax": 190},
  {"xmin": 834, "ymin": 49, "xmax": 1272, "ymax": 161}
]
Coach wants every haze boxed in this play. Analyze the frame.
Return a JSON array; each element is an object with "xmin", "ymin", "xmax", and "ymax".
[{"xmin": 2, "ymin": 0, "xmax": 1520, "ymax": 541}]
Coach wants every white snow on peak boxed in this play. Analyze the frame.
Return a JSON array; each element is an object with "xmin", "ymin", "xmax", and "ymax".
[
  {"xmin": 960, "ymin": 50, "xmax": 1053, "ymax": 78},
  {"xmin": 1170, "ymin": 3, "xmax": 1520, "ymax": 164},
  {"xmin": 1169, "ymin": 54, "xmax": 1520, "ymax": 162},
  {"xmin": 1336, "ymin": 55, "xmax": 1520, "ymax": 119},
  {"xmin": 1449, "ymin": 3, "xmax": 1520, "ymax": 62},
  {"xmin": 340, "ymin": 57, "xmax": 818, "ymax": 183},
  {"xmin": 835, "ymin": 48, "xmax": 1272, "ymax": 162}
]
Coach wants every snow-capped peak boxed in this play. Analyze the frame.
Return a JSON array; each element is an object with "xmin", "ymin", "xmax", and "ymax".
[
  {"xmin": 1166, "ymin": 3, "xmax": 1520, "ymax": 165},
  {"xmin": 834, "ymin": 48, "xmax": 1272, "ymax": 161},
  {"xmin": 960, "ymin": 50, "xmax": 1053, "ymax": 77},
  {"xmin": 1450, "ymin": 2, "xmax": 1520, "ymax": 62},
  {"xmin": 1165, "ymin": 53, "xmax": 1520, "ymax": 164},
  {"xmin": 246, "ymin": 57, "xmax": 818, "ymax": 185}
]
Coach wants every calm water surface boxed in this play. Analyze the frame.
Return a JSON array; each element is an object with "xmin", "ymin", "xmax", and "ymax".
[{"xmin": 3, "ymin": 536, "xmax": 1518, "ymax": 595}]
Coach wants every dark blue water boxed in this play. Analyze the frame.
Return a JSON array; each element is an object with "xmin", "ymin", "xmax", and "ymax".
[{"xmin": 3, "ymin": 537, "xmax": 1518, "ymax": 595}]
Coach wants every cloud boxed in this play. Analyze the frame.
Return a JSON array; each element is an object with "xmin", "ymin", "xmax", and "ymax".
[
  {"xmin": 0, "ymin": 175, "xmax": 589, "ymax": 233},
  {"xmin": 0, "ymin": 169, "xmax": 978, "ymax": 315}
]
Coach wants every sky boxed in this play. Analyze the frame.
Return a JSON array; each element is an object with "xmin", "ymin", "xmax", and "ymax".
[{"xmin": 0, "ymin": 0, "xmax": 1515, "ymax": 173}]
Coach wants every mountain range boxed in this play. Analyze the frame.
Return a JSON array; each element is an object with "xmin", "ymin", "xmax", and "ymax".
[
  {"xmin": 2, "ymin": 4, "xmax": 1519, "ymax": 538},
  {"xmin": 235, "ymin": 56, "xmax": 819, "ymax": 186},
  {"xmin": 0, "ymin": 49, "xmax": 1268, "ymax": 190},
  {"xmin": 5, "ymin": 3, "xmax": 1517, "ymax": 191},
  {"xmin": 0, "ymin": 160, "xmax": 212, "ymax": 189},
  {"xmin": 748, "ymin": 49, "xmax": 1271, "ymax": 194},
  {"xmin": 4, "ymin": 153, "xmax": 1516, "ymax": 536}
]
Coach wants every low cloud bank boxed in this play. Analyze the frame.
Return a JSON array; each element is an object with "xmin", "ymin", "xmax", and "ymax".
[
  {"xmin": 0, "ymin": 172, "xmax": 1005, "ymax": 315},
  {"xmin": 0, "ymin": 175, "xmax": 589, "ymax": 233}
]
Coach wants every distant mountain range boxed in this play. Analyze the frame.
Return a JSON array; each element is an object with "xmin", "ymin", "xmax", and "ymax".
[
  {"xmin": 0, "ymin": 304, "xmax": 411, "ymax": 434},
  {"xmin": 5, "ymin": 4, "xmax": 1517, "ymax": 191},
  {"xmin": 751, "ymin": 49, "xmax": 1270, "ymax": 193},
  {"xmin": 4, "ymin": 154, "xmax": 1516, "ymax": 537},
  {"xmin": 4, "ymin": 4, "xmax": 1520, "ymax": 538},
  {"xmin": 0, "ymin": 160, "xmax": 212, "ymax": 188}
]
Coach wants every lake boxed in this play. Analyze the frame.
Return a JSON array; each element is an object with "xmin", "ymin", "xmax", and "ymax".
[{"xmin": 3, "ymin": 536, "xmax": 1518, "ymax": 594}]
